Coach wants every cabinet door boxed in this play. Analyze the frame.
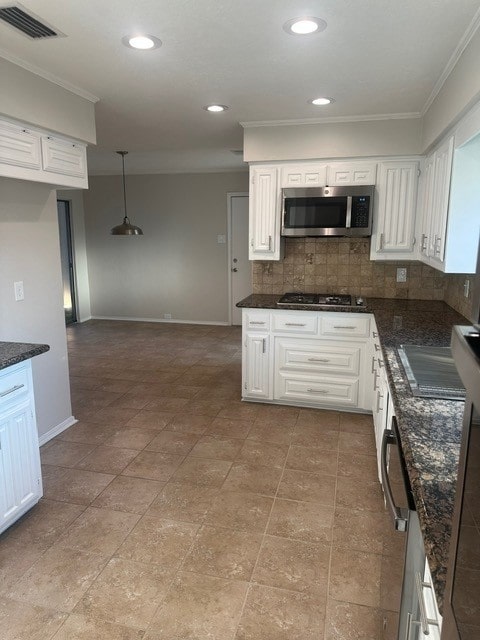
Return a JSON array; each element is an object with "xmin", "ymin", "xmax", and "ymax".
[
  {"xmin": 41, "ymin": 136, "xmax": 87, "ymax": 178},
  {"xmin": 429, "ymin": 136, "xmax": 454, "ymax": 264},
  {"xmin": 0, "ymin": 121, "xmax": 41, "ymax": 170},
  {"xmin": 327, "ymin": 162, "xmax": 377, "ymax": 186},
  {"xmin": 280, "ymin": 164, "xmax": 327, "ymax": 187},
  {"xmin": 249, "ymin": 166, "xmax": 282, "ymax": 260},
  {"xmin": 244, "ymin": 333, "xmax": 270, "ymax": 399},
  {"xmin": 371, "ymin": 162, "xmax": 418, "ymax": 259},
  {"xmin": 0, "ymin": 400, "xmax": 42, "ymax": 534},
  {"xmin": 418, "ymin": 153, "xmax": 436, "ymax": 259}
]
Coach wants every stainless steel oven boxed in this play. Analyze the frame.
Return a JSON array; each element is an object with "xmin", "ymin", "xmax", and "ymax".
[{"xmin": 381, "ymin": 415, "xmax": 422, "ymax": 640}]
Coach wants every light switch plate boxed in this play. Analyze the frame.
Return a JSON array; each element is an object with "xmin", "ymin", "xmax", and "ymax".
[{"xmin": 14, "ymin": 281, "xmax": 24, "ymax": 301}]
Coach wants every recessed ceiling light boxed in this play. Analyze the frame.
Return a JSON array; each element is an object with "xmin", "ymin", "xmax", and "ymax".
[
  {"xmin": 203, "ymin": 104, "xmax": 229, "ymax": 112},
  {"xmin": 283, "ymin": 17, "xmax": 327, "ymax": 35},
  {"xmin": 309, "ymin": 97, "xmax": 335, "ymax": 106},
  {"xmin": 122, "ymin": 34, "xmax": 162, "ymax": 50}
]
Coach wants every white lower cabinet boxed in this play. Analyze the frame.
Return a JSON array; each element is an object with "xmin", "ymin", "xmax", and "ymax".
[
  {"xmin": 0, "ymin": 361, "xmax": 42, "ymax": 534},
  {"xmin": 242, "ymin": 309, "xmax": 373, "ymax": 410},
  {"xmin": 243, "ymin": 333, "xmax": 271, "ymax": 399}
]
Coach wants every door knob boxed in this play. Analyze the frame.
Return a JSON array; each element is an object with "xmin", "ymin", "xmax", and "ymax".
[{"xmin": 231, "ymin": 268, "xmax": 238, "ymax": 272}]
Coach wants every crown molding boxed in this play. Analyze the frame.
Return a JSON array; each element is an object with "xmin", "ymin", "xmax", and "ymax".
[
  {"xmin": 240, "ymin": 112, "xmax": 422, "ymax": 128},
  {"xmin": 0, "ymin": 48, "xmax": 99, "ymax": 103},
  {"xmin": 422, "ymin": 6, "xmax": 480, "ymax": 115}
]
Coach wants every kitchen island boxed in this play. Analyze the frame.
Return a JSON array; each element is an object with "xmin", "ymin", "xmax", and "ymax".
[{"xmin": 237, "ymin": 294, "xmax": 468, "ymax": 612}]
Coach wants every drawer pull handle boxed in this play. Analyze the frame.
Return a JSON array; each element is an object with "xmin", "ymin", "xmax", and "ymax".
[
  {"xmin": 262, "ymin": 338, "xmax": 266, "ymax": 354},
  {"xmin": 307, "ymin": 358, "xmax": 330, "ymax": 362},
  {"xmin": 250, "ymin": 321, "xmax": 265, "ymax": 325},
  {"xmin": 306, "ymin": 388, "xmax": 328, "ymax": 394},
  {"xmin": 374, "ymin": 344, "xmax": 381, "ymax": 351},
  {"xmin": 285, "ymin": 323, "xmax": 306, "ymax": 327},
  {"xmin": 333, "ymin": 325, "xmax": 356, "ymax": 330},
  {"xmin": 0, "ymin": 383, "xmax": 25, "ymax": 398},
  {"xmin": 415, "ymin": 571, "xmax": 439, "ymax": 635},
  {"xmin": 371, "ymin": 355, "xmax": 376, "ymax": 374},
  {"xmin": 377, "ymin": 358, "xmax": 384, "ymax": 368}
]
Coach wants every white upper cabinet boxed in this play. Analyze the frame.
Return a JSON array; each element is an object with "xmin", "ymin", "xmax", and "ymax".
[
  {"xmin": 249, "ymin": 165, "xmax": 284, "ymax": 260},
  {"xmin": 326, "ymin": 162, "xmax": 377, "ymax": 186},
  {"xmin": 280, "ymin": 164, "xmax": 327, "ymax": 188},
  {"xmin": 370, "ymin": 161, "xmax": 419, "ymax": 260},
  {"xmin": 0, "ymin": 116, "xmax": 88, "ymax": 188},
  {"xmin": 0, "ymin": 121, "xmax": 41, "ymax": 169},
  {"xmin": 416, "ymin": 134, "xmax": 478, "ymax": 273},
  {"xmin": 41, "ymin": 136, "xmax": 87, "ymax": 178},
  {"xmin": 429, "ymin": 136, "xmax": 454, "ymax": 265}
]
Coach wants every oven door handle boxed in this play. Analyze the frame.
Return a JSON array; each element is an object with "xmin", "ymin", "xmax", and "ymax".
[{"xmin": 381, "ymin": 427, "xmax": 409, "ymax": 532}]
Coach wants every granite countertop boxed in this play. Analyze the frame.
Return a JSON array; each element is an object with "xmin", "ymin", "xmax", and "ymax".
[
  {"xmin": 237, "ymin": 294, "xmax": 468, "ymax": 611},
  {"xmin": 0, "ymin": 342, "xmax": 50, "ymax": 371}
]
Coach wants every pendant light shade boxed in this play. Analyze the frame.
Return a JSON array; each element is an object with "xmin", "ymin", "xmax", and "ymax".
[{"xmin": 110, "ymin": 151, "xmax": 143, "ymax": 236}]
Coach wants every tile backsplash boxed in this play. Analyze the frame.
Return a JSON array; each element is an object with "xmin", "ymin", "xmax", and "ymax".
[{"xmin": 252, "ymin": 237, "xmax": 474, "ymax": 320}]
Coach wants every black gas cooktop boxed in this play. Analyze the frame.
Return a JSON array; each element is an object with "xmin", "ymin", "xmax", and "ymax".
[{"xmin": 277, "ymin": 292, "xmax": 363, "ymax": 307}]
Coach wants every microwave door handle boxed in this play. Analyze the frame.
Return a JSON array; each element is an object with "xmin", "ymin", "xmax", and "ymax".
[
  {"xmin": 345, "ymin": 196, "xmax": 352, "ymax": 228},
  {"xmin": 380, "ymin": 428, "xmax": 409, "ymax": 532}
]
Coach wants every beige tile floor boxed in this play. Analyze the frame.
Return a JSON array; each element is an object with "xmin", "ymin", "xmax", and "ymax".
[{"xmin": 0, "ymin": 320, "xmax": 401, "ymax": 639}]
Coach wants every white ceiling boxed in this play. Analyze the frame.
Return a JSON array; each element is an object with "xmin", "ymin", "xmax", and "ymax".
[{"xmin": 1, "ymin": 0, "xmax": 479, "ymax": 173}]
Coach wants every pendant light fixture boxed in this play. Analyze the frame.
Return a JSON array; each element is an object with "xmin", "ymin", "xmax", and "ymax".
[{"xmin": 110, "ymin": 151, "xmax": 144, "ymax": 236}]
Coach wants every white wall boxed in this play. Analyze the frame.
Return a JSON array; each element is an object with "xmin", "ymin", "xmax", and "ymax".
[
  {"xmin": 422, "ymin": 27, "xmax": 480, "ymax": 150},
  {"xmin": 57, "ymin": 190, "xmax": 91, "ymax": 322},
  {"xmin": 83, "ymin": 172, "xmax": 249, "ymax": 324},
  {"xmin": 0, "ymin": 57, "xmax": 96, "ymax": 144},
  {"xmin": 243, "ymin": 117, "xmax": 423, "ymax": 163},
  {"xmin": 0, "ymin": 178, "xmax": 73, "ymax": 439}
]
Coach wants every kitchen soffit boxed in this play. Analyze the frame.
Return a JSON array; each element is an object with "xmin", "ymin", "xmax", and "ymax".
[{"xmin": 0, "ymin": 0, "xmax": 479, "ymax": 172}]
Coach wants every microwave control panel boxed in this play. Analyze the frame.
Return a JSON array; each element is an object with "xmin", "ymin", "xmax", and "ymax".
[{"xmin": 351, "ymin": 196, "xmax": 370, "ymax": 228}]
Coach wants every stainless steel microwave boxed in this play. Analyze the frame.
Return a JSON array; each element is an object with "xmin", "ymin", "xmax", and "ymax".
[{"xmin": 281, "ymin": 185, "xmax": 374, "ymax": 237}]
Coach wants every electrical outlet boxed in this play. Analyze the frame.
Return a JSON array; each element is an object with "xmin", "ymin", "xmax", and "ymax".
[
  {"xmin": 164, "ymin": 313, "xmax": 172, "ymax": 320},
  {"xmin": 14, "ymin": 281, "xmax": 24, "ymax": 301},
  {"xmin": 396, "ymin": 268, "xmax": 407, "ymax": 283}
]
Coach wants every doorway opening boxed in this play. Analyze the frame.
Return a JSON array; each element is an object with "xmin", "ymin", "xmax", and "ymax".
[
  {"xmin": 57, "ymin": 200, "xmax": 77, "ymax": 325},
  {"xmin": 227, "ymin": 193, "xmax": 251, "ymax": 325}
]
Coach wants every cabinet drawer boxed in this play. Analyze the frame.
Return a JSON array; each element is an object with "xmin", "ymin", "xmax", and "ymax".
[
  {"xmin": 320, "ymin": 314, "xmax": 370, "ymax": 338},
  {"xmin": 0, "ymin": 364, "xmax": 30, "ymax": 405},
  {"xmin": 272, "ymin": 314, "xmax": 318, "ymax": 335},
  {"xmin": 276, "ymin": 339, "xmax": 361, "ymax": 376},
  {"xmin": 245, "ymin": 312, "xmax": 270, "ymax": 331},
  {"xmin": 275, "ymin": 373, "xmax": 359, "ymax": 407}
]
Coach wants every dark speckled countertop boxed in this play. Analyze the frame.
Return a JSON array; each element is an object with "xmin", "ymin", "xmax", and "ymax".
[
  {"xmin": 0, "ymin": 342, "xmax": 50, "ymax": 371},
  {"xmin": 237, "ymin": 294, "xmax": 468, "ymax": 611}
]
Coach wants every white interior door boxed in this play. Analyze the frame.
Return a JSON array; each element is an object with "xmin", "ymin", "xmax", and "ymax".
[{"xmin": 229, "ymin": 194, "xmax": 251, "ymax": 325}]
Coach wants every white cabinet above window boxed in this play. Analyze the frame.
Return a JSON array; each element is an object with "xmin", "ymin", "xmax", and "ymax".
[{"xmin": 0, "ymin": 116, "xmax": 88, "ymax": 189}]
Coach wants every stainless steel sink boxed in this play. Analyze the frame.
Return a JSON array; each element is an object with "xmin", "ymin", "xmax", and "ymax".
[{"xmin": 397, "ymin": 344, "xmax": 466, "ymax": 400}]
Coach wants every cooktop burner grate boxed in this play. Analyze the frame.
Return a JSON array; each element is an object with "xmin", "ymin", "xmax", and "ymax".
[{"xmin": 277, "ymin": 292, "xmax": 353, "ymax": 306}]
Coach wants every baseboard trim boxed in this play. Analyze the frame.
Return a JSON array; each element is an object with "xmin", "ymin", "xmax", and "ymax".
[
  {"xmin": 90, "ymin": 316, "xmax": 230, "ymax": 326},
  {"xmin": 38, "ymin": 415, "xmax": 77, "ymax": 446}
]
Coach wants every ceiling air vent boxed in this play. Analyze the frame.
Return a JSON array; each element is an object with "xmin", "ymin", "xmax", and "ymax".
[{"xmin": 0, "ymin": 3, "xmax": 64, "ymax": 39}]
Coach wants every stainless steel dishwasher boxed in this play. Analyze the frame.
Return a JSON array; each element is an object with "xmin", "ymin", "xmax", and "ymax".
[{"xmin": 381, "ymin": 415, "xmax": 425, "ymax": 640}]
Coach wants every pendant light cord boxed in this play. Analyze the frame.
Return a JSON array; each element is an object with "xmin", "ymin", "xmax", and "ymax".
[{"xmin": 121, "ymin": 152, "xmax": 128, "ymax": 223}]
